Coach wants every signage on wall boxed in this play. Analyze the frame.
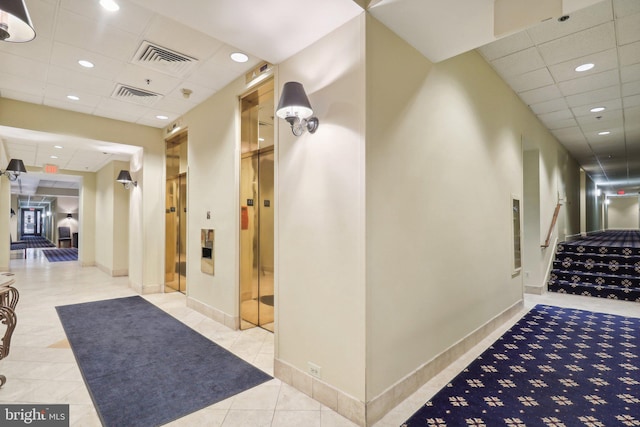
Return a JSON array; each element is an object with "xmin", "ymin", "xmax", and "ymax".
[{"xmin": 247, "ymin": 199, "xmax": 254, "ymax": 206}]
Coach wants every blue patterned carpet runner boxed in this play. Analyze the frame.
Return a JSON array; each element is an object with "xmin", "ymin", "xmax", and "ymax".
[
  {"xmin": 402, "ymin": 305, "xmax": 640, "ymax": 426},
  {"xmin": 548, "ymin": 230, "xmax": 640, "ymax": 302},
  {"xmin": 20, "ymin": 235, "xmax": 56, "ymax": 248},
  {"xmin": 42, "ymin": 248, "xmax": 78, "ymax": 262}
]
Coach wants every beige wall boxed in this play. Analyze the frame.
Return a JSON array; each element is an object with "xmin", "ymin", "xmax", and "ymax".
[
  {"xmin": 607, "ymin": 196, "xmax": 640, "ymax": 229},
  {"xmin": 96, "ymin": 160, "xmax": 130, "ymax": 276},
  {"xmin": 277, "ymin": 15, "xmax": 367, "ymax": 401},
  {"xmin": 364, "ymin": 14, "xmax": 580, "ymax": 402}
]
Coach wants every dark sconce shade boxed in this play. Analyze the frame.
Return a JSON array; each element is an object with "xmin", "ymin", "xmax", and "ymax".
[
  {"xmin": 66, "ymin": 213, "xmax": 72, "ymax": 219},
  {"xmin": 0, "ymin": 0, "xmax": 36, "ymax": 42},
  {"xmin": 276, "ymin": 82, "xmax": 319, "ymax": 136},
  {"xmin": 10, "ymin": 208, "xmax": 15, "ymax": 217},
  {"xmin": 116, "ymin": 170, "xmax": 137, "ymax": 189},
  {"xmin": 0, "ymin": 158, "xmax": 27, "ymax": 181}
]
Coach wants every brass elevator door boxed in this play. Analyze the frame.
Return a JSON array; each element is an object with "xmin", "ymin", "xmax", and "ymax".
[
  {"xmin": 165, "ymin": 133, "xmax": 188, "ymax": 294},
  {"xmin": 240, "ymin": 79, "xmax": 274, "ymax": 332}
]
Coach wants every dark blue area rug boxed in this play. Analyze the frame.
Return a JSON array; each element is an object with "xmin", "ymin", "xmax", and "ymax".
[
  {"xmin": 42, "ymin": 248, "xmax": 78, "ymax": 262},
  {"xmin": 402, "ymin": 305, "xmax": 640, "ymax": 426},
  {"xmin": 21, "ymin": 235, "xmax": 56, "ymax": 248},
  {"xmin": 56, "ymin": 296, "xmax": 272, "ymax": 427}
]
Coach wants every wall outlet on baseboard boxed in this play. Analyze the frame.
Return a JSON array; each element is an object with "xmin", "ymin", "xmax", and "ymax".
[{"xmin": 308, "ymin": 362, "xmax": 322, "ymax": 379}]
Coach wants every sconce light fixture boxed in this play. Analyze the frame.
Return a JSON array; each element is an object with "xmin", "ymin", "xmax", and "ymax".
[
  {"xmin": 10, "ymin": 208, "xmax": 15, "ymax": 217},
  {"xmin": 0, "ymin": 0, "xmax": 36, "ymax": 42},
  {"xmin": 276, "ymin": 82, "xmax": 319, "ymax": 136},
  {"xmin": 0, "ymin": 158, "xmax": 27, "ymax": 181},
  {"xmin": 116, "ymin": 170, "xmax": 137, "ymax": 189},
  {"xmin": 66, "ymin": 213, "xmax": 72, "ymax": 219}
]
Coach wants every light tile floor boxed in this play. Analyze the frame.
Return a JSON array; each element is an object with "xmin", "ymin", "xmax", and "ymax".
[{"xmin": 1, "ymin": 249, "xmax": 638, "ymax": 426}]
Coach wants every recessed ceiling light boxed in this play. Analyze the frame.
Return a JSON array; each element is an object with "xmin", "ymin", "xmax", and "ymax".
[
  {"xmin": 230, "ymin": 52, "xmax": 249, "ymax": 63},
  {"xmin": 50, "ymin": 155, "xmax": 58, "ymax": 159},
  {"xmin": 575, "ymin": 63, "xmax": 594, "ymax": 72},
  {"xmin": 590, "ymin": 107, "xmax": 605, "ymax": 113},
  {"xmin": 598, "ymin": 131, "xmax": 611, "ymax": 136},
  {"xmin": 67, "ymin": 95, "xmax": 80, "ymax": 101},
  {"xmin": 156, "ymin": 115, "xmax": 169, "ymax": 120},
  {"xmin": 54, "ymin": 145, "xmax": 63, "ymax": 149},
  {"xmin": 100, "ymin": 0, "xmax": 120, "ymax": 11},
  {"xmin": 78, "ymin": 60, "xmax": 94, "ymax": 68}
]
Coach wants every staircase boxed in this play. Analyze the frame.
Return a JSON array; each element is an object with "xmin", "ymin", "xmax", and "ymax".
[{"xmin": 548, "ymin": 231, "xmax": 640, "ymax": 302}]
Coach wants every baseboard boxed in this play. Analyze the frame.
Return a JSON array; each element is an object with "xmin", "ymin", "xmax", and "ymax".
[
  {"xmin": 274, "ymin": 358, "xmax": 366, "ymax": 426},
  {"xmin": 365, "ymin": 299, "xmax": 525, "ymax": 426},
  {"xmin": 187, "ymin": 297, "xmax": 239, "ymax": 330},
  {"xmin": 96, "ymin": 262, "xmax": 128, "ymax": 277},
  {"xmin": 524, "ymin": 284, "xmax": 544, "ymax": 295}
]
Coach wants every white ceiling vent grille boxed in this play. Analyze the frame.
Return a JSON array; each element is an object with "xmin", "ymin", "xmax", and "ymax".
[
  {"xmin": 133, "ymin": 41, "xmax": 198, "ymax": 76},
  {"xmin": 112, "ymin": 84, "xmax": 162, "ymax": 106}
]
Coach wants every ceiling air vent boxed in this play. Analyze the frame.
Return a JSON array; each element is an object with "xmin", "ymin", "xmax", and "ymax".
[
  {"xmin": 112, "ymin": 84, "xmax": 162, "ymax": 106},
  {"xmin": 133, "ymin": 41, "xmax": 198, "ymax": 76}
]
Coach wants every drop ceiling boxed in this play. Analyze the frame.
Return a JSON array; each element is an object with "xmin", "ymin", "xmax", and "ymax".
[{"xmin": 0, "ymin": 0, "xmax": 638, "ymax": 195}]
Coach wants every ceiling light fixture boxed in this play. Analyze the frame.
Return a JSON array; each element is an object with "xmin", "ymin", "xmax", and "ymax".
[
  {"xmin": 50, "ymin": 155, "xmax": 58, "ymax": 159},
  {"xmin": 575, "ymin": 63, "xmax": 594, "ymax": 72},
  {"xmin": 0, "ymin": 158, "xmax": 27, "ymax": 181},
  {"xmin": 78, "ymin": 59, "xmax": 94, "ymax": 68},
  {"xmin": 54, "ymin": 145, "xmax": 63, "ymax": 149},
  {"xmin": 156, "ymin": 115, "xmax": 168, "ymax": 120},
  {"xmin": 590, "ymin": 107, "xmax": 605, "ymax": 113},
  {"xmin": 598, "ymin": 131, "xmax": 611, "ymax": 136},
  {"xmin": 276, "ymin": 82, "xmax": 319, "ymax": 136},
  {"xmin": 0, "ymin": 0, "xmax": 36, "ymax": 42},
  {"xmin": 67, "ymin": 95, "xmax": 79, "ymax": 101},
  {"xmin": 230, "ymin": 52, "xmax": 249, "ymax": 63},
  {"xmin": 99, "ymin": 0, "xmax": 119, "ymax": 12}
]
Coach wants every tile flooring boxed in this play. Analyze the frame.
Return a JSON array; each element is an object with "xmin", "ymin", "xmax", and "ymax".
[{"xmin": 1, "ymin": 248, "xmax": 638, "ymax": 426}]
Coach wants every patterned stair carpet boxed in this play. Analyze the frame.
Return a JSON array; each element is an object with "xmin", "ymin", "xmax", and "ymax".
[
  {"xmin": 548, "ymin": 230, "xmax": 640, "ymax": 302},
  {"xmin": 20, "ymin": 235, "xmax": 56, "ymax": 248},
  {"xmin": 42, "ymin": 248, "xmax": 78, "ymax": 262},
  {"xmin": 402, "ymin": 305, "xmax": 640, "ymax": 427}
]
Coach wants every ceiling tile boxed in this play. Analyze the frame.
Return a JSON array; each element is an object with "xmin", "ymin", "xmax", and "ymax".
[
  {"xmin": 546, "ymin": 118, "xmax": 579, "ymax": 130},
  {"xmin": 624, "ymin": 94, "xmax": 640, "ymax": 108},
  {"xmin": 477, "ymin": 30, "xmax": 534, "ymax": 61},
  {"xmin": 577, "ymin": 113, "xmax": 623, "ymax": 130},
  {"xmin": 558, "ymin": 69, "xmax": 620, "ymax": 96},
  {"xmin": 621, "ymin": 63, "xmax": 640, "ymax": 83},
  {"xmin": 46, "ymin": 65, "xmax": 115, "ymax": 96},
  {"xmin": 505, "ymin": 68, "xmax": 555, "ymax": 92},
  {"xmin": 548, "ymin": 48, "xmax": 618, "ymax": 82},
  {"xmin": 60, "ymin": 0, "xmax": 154, "ymax": 35},
  {"xmin": 0, "ymin": 36, "xmax": 54, "ymax": 64},
  {"xmin": 49, "ymin": 42, "xmax": 127, "ymax": 81},
  {"xmin": 537, "ymin": 22, "xmax": 616, "ymax": 65},
  {"xmin": 624, "ymin": 105, "xmax": 640, "ymax": 121},
  {"xmin": 613, "ymin": 0, "xmax": 640, "ymax": 18},
  {"xmin": 530, "ymin": 98, "xmax": 569, "ymax": 114},
  {"xmin": 619, "ymin": 41, "xmax": 640, "ymax": 66},
  {"xmin": 0, "ymin": 51, "xmax": 49, "ymax": 82},
  {"xmin": 565, "ymin": 85, "xmax": 621, "ymax": 107},
  {"xmin": 552, "ymin": 126, "xmax": 587, "ymax": 144},
  {"xmin": 616, "ymin": 11, "xmax": 640, "ymax": 45},
  {"xmin": 623, "ymin": 80, "xmax": 640, "ymax": 96},
  {"xmin": 518, "ymin": 85, "xmax": 563, "ymax": 105},
  {"xmin": 0, "ymin": 90, "xmax": 44, "ymax": 105},
  {"xmin": 490, "ymin": 47, "xmax": 546, "ymax": 77},
  {"xmin": 26, "ymin": 0, "xmax": 57, "ymax": 40},
  {"xmin": 55, "ymin": 9, "xmax": 140, "ymax": 62},
  {"xmin": 0, "ymin": 74, "xmax": 46, "ymax": 97}
]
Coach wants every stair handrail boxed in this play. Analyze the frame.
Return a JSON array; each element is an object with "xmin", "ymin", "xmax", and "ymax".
[{"xmin": 542, "ymin": 202, "xmax": 562, "ymax": 248}]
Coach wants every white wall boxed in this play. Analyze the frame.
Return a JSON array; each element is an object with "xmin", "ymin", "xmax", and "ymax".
[{"xmin": 607, "ymin": 196, "xmax": 640, "ymax": 229}]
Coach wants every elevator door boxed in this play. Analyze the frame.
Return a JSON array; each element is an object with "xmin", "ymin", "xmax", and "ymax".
[
  {"xmin": 165, "ymin": 173, "xmax": 187, "ymax": 293},
  {"xmin": 240, "ymin": 149, "xmax": 274, "ymax": 331}
]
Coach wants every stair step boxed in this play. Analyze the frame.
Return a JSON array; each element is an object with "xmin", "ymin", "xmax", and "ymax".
[
  {"xmin": 557, "ymin": 243, "xmax": 640, "ymax": 257},
  {"xmin": 552, "ymin": 260, "xmax": 640, "ymax": 275},
  {"xmin": 550, "ymin": 270, "xmax": 640, "ymax": 288},
  {"xmin": 548, "ymin": 279, "xmax": 640, "ymax": 302}
]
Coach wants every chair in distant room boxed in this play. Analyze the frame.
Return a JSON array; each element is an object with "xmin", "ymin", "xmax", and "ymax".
[
  {"xmin": 9, "ymin": 235, "xmax": 26, "ymax": 258},
  {"xmin": 58, "ymin": 227, "xmax": 72, "ymax": 248}
]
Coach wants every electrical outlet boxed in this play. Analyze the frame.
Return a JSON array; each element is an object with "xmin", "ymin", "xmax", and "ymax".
[{"xmin": 308, "ymin": 362, "xmax": 322, "ymax": 379}]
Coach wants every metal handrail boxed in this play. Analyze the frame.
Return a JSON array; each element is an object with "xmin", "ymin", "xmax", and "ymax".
[{"xmin": 541, "ymin": 203, "xmax": 562, "ymax": 248}]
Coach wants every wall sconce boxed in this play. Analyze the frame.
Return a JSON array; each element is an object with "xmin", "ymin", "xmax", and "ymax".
[
  {"xmin": 66, "ymin": 213, "xmax": 72, "ymax": 219},
  {"xmin": 116, "ymin": 170, "xmax": 137, "ymax": 189},
  {"xmin": 0, "ymin": 158, "xmax": 27, "ymax": 181},
  {"xmin": 276, "ymin": 82, "xmax": 319, "ymax": 136},
  {"xmin": 10, "ymin": 208, "xmax": 15, "ymax": 217},
  {"xmin": 0, "ymin": 0, "xmax": 36, "ymax": 42}
]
